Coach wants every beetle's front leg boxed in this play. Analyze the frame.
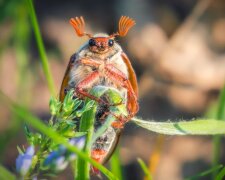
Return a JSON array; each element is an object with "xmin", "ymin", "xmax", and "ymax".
[
  {"xmin": 75, "ymin": 71, "xmax": 105, "ymax": 104},
  {"xmin": 105, "ymin": 64, "xmax": 139, "ymax": 128},
  {"xmin": 76, "ymin": 58, "xmax": 101, "ymax": 68},
  {"xmin": 74, "ymin": 58, "xmax": 105, "ymax": 103}
]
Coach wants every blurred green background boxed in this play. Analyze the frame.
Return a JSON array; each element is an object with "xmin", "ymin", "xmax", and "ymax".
[{"xmin": 1, "ymin": 0, "xmax": 225, "ymax": 179}]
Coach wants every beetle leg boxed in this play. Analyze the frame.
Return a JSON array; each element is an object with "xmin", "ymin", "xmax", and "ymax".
[
  {"xmin": 105, "ymin": 64, "xmax": 139, "ymax": 127},
  {"xmin": 74, "ymin": 57, "xmax": 106, "ymax": 103},
  {"xmin": 76, "ymin": 76, "xmax": 124, "ymax": 115},
  {"xmin": 76, "ymin": 71, "xmax": 121, "ymax": 107},
  {"xmin": 76, "ymin": 58, "xmax": 101, "ymax": 68},
  {"xmin": 75, "ymin": 71, "xmax": 105, "ymax": 103},
  {"xmin": 76, "ymin": 72, "xmax": 119, "ymax": 108}
]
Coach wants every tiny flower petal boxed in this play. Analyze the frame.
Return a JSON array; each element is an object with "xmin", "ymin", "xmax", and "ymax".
[
  {"xmin": 69, "ymin": 136, "xmax": 86, "ymax": 149},
  {"xmin": 43, "ymin": 136, "xmax": 86, "ymax": 171},
  {"xmin": 25, "ymin": 146, "xmax": 35, "ymax": 156},
  {"xmin": 54, "ymin": 156, "xmax": 68, "ymax": 171},
  {"xmin": 44, "ymin": 151, "xmax": 61, "ymax": 166},
  {"xmin": 68, "ymin": 153, "xmax": 76, "ymax": 161},
  {"xmin": 44, "ymin": 149, "xmax": 69, "ymax": 171},
  {"xmin": 16, "ymin": 146, "xmax": 34, "ymax": 176}
]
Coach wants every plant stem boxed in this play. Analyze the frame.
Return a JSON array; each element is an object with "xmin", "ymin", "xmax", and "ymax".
[
  {"xmin": 75, "ymin": 100, "xmax": 97, "ymax": 180},
  {"xmin": 26, "ymin": 0, "xmax": 56, "ymax": 96}
]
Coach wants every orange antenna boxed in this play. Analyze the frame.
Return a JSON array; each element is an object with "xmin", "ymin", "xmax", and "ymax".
[
  {"xmin": 70, "ymin": 16, "xmax": 92, "ymax": 38},
  {"xmin": 118, "ymin": 16, "xmax": 135, "ymax": 37}
]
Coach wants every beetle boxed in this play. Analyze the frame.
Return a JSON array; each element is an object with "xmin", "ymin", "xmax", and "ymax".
[{"xmin": 59, "ymin": 16, "xmax": 139, "ymax": 173}]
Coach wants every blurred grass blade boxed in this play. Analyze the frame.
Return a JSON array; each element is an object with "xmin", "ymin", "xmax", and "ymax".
[
  {"xmin": 26, "ymin": 0, "xmax": 56, "ymax": 96},
  {"xmin": 213, "ymin": 83, "xmax": 225, "ymax": 177},
  {"xmin": 132, "ymin": 118, "xmax": 225, "ymax": 135},
  {"xmin": 137, "ymin": 158, "xmax": 152, "ymax": 180},
  {"xmin": 184, "ymin": 164, "xmax": 223, "ymax": 180},
  {"xmin": 0, "ymin": 91, "xmax": 118, "ymax": 180},
  {"xmin": 110, "ymin": 148, "xmax": 123, "ymax": 180},
  {"xmin": 215, "ymin": 166, "xmax": 225, "ymax": 180},
  {"xmin": 217, "ymin": 84, "xmax": 225, "ymax": 120},
  {"xmin": 0, "ymin": 165, "xmax": 16, "ymax": 180}
]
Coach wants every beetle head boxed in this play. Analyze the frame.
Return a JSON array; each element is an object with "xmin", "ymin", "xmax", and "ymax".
[
  {"xmin": 87, "ymin": 34, "xmax": 114, "ymax": 54},
  {"xmin": 70, "ymin": 16, "xmax": 135, "ymax": 54}
]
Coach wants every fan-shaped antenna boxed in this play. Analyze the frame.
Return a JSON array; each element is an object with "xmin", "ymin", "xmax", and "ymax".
[{"xmin": 70, "ymin": 16, "xmax": 92, "ymax": 38}]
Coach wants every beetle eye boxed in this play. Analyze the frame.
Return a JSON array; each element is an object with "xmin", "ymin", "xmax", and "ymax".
[
  {"xmin": 108, "ymin": 39, "xmax": 114, "ymax": 47},
  {"xmin": 89, "ymin": 39, "xmax": 96, "ymax": 46}
]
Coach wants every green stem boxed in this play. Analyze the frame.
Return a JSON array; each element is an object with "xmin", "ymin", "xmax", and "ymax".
[
  {"xmin": 26, "ymin": 0, "xmax": 56, "ymax": 96},
  {"xmin": 75, "ymin": 100, "xmax": 97, "ymax": 180}
]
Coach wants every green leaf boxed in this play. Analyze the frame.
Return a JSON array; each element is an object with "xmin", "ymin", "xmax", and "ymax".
[
  {"xmin": 61, "ymin": 90, "xmax": 84, "ymax": 119},
  {"xmin": 75, "ymin": 100, "xmax": 94, "ymax": 117},
  {"xmin": 132, "ymin": 118, "xmax": 225, "ymax": 135},
  {"xmin": 0, "ymin": 164, "xmax": 16, "ymax": 180},
  {"xmin": 24, "ymin": 125, "xmax": 31, "ymax": 138},
  {"xmin": 74, "ymin": 132, "xmax": 87, "ymax": 137},
  {"xmin": 137, "ymin": 158, "xmax": 152, "ymax": 180},
  {"xmin": 49, "ymin": 97, "xmax": 61, "ymax": 116}
]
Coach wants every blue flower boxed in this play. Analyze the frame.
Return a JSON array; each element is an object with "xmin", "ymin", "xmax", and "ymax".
[
  {"xmin": 54, "ymin": 156, "xmax": 68, "ymax": 171},
  {"xmin": 43, "ymin": 136, "xmax": 85, "ymax": 171},
  {"xmin": 16, "ymin": 146, "xmax": 35, "ymax": 176},
  {"xmin": 69, "ymin": 136, "xmax": 86, "ymax": 149},
  {"xmin": 68, "ymin": 136, "xmax": 85, "ymax": 160},
  {"xmin": 43, "ymin": 151, "xmax": 63, "ymax": 166}
]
